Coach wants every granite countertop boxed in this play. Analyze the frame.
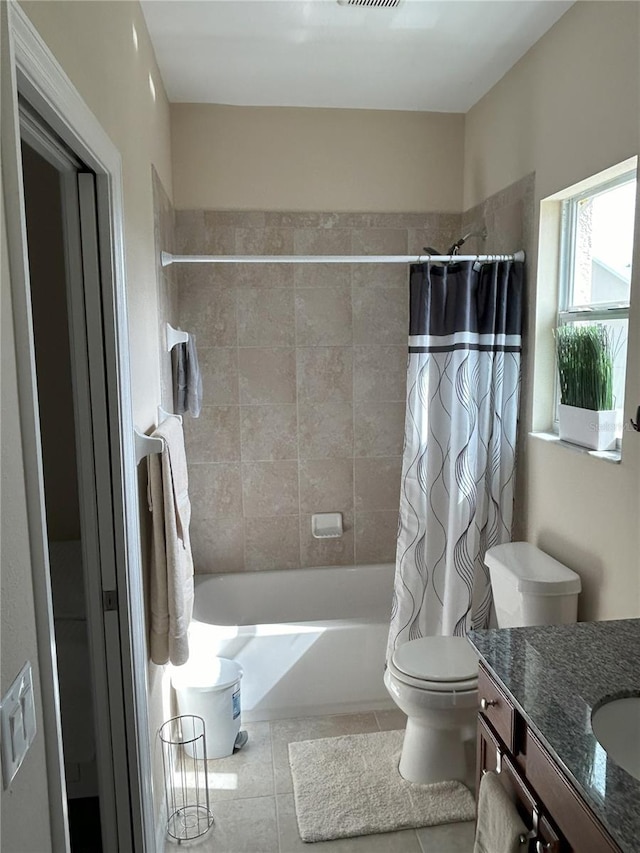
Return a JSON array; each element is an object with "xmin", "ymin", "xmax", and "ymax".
[{"xmin": 468, "ymin": 618, "xmax": 640, "ymax": 853}]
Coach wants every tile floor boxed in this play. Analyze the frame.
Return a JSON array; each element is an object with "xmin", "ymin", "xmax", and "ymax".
[{"xmin": 165, "ymin": 709, "xmax": 477, "ymax": 853}]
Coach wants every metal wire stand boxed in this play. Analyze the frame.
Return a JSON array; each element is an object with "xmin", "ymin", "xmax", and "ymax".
[{"xmin": 159, "ymin": 714, "xmax": 214, "ymax": 844}]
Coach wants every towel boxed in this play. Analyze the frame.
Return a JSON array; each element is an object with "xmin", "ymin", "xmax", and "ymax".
[
  {"xmin": 473, "ymin": 771, "xmax": 528, "ymax": 853},
  {"xmin": 173, "ymin": 333, "xmax": 202, "ymax": 418},
  {"xmin": 147, "ymin": 415, "xmax": 194, "ymax": 666}
]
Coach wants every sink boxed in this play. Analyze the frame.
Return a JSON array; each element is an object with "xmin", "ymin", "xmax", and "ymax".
[{"xmin": 591, "ymin": 697, "xmax": 640, "ymax": 781}]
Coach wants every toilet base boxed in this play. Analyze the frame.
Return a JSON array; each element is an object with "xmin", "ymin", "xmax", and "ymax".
[{"xmin": 398, "ymin": 716, "xmax": 468, "ymax": 785}]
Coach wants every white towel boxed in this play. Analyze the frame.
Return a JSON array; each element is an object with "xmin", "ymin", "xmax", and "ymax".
[
  {"xmin": 147, "ymin": 415, "xmax": 194, "ymax": 666},
  {"xmin": 173, "ymin": 333, "xmax": 203, "ymax": 418},
  {"xmin": 473, "ymin": 771, "xmax": 528, "ymax": 853}
]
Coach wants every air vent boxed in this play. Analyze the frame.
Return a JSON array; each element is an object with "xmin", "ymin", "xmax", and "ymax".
[{"xmin": 337, "ymin": 0, "xmax": 401, "ymax": 7}]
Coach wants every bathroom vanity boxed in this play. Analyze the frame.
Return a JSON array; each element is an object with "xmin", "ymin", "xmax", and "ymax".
[{"xmin": 468, "ymin": 619, "xmax": 640, "ymax": 853}]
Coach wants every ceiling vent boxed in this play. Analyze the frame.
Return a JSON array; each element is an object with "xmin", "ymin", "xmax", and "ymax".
[{"xmin": 337, "ymin": 0, "xmax": 402, "ymax": 7}]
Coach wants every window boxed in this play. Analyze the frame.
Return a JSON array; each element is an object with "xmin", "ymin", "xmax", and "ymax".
[{"xmin": 557, "ymin": 169, "xmax": 637, "ymax": 442}]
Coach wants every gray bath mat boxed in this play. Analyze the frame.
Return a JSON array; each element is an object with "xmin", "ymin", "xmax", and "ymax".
[{"xmin": 288, "ymin": 729, "xmax": 475, "ymax": 842}]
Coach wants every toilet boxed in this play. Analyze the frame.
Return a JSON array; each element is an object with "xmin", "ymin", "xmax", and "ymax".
[{"xmin": 384, "ymin": 542, "xmax": 582, "ymax": 784}]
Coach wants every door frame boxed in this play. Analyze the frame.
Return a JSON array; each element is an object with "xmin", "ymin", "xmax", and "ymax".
[{"xmin": 2, "ymin": 3, "xmax": 154, "ymax": 849}]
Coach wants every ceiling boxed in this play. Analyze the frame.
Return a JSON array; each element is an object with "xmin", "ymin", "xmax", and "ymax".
[{"xmin": 141, "ymin": 0, "xmax": 574, "ymax": 113}]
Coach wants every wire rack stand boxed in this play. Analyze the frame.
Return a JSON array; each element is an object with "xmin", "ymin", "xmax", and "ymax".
[{"xmin": 159, "ymin": 714, "xmax": 214, "ymax": 844}]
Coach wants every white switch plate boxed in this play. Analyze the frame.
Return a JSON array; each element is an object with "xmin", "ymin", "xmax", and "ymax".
[{"xmin": 1, "ymin": 662, "xmax": 37, "ymax": 789}]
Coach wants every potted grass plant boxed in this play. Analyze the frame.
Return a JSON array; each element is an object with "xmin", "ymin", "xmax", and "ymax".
[{"xmin": 555, "ymin": 324, "xmax": 618, "ymax": 451}]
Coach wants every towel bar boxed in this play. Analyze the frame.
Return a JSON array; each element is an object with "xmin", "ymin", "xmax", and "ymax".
[
  {"xmin": 134, "ymin": 429, "xmax": 163, "ymax": 465},
  {"xmin": 166, "ymin": 323, "xmax": 189, "ymax": 352}
]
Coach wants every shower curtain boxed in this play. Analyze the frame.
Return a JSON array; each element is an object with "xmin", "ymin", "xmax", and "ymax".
[{"xmin": 387, "ymin": 259, "xmax": 524, "ymax": 657}]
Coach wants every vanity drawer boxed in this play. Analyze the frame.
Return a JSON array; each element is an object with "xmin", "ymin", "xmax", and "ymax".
[
  {"xmin": 526, "ymin": 729, "xmax": 620, "ymax": 853},
  {"xmin": 478, "ymin": 717, "xmax": 564, "ymax": 851},
  {"xmin": 478, "ymin": 664, "xmax": 517, "ymax": 752}
]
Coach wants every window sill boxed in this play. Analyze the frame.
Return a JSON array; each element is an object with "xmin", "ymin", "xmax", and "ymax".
[{"xmin": 529, "ymin": 431, "xmax": 621, "ymax": 464}]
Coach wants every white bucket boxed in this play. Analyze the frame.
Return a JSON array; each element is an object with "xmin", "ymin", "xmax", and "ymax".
[{"xmin": 171, "ymin": 657, "xmax": 243, "ymax": 759}]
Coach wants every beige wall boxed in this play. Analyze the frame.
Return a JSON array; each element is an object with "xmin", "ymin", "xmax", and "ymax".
[
  {"xmin": 464, "ymin": 1, "xmax": 640, "ymax": 620},
  {"xmin": 3, "ymin": 0, "xmax": 174, "ymax": 846},
  {"xmin": 171, "ymin": 104, "xmax": 465, "ymax": 213}
]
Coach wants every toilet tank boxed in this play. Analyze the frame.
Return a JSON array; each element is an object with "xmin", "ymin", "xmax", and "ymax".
[{"xmin": 484, "ymin": 542, "xmax": 581, "ymax": 628}]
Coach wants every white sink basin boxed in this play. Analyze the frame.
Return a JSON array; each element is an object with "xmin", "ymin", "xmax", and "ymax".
[{"xmin": 591, "ymin": 697, "xmax": 640, "ymax": 781}]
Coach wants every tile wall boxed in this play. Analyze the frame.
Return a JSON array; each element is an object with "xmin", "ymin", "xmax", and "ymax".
[
  {"xmin": 154, "ymin": 179, "xmax": 533, "ymax": 575},
  {"xmin": 462, "ymin": 173, "xmax": 536, "ymax": 541},
  {"xmin": 173, "ymin": 210, "xmax": 461, "ymax": 572}
]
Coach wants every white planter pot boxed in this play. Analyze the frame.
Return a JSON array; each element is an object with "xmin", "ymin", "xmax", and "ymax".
[{"xmin": 558, "ymin": 405, "xmax": 618, "ymax": 451}]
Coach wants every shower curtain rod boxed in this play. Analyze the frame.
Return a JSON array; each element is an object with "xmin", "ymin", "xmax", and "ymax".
[{"xmin": 161, "ymin": 250, "xmax": 525, "ymax": 267}]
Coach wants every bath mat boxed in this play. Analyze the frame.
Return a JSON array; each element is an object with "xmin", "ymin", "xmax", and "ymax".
[{"xmin": 288, "ymin": 729, "xmax": 475, "ymax": 842}]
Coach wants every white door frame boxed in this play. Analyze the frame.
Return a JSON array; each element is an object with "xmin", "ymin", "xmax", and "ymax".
[{"xmin": 2, "ymin": 3, "xmax": 154, "ymax": 849}]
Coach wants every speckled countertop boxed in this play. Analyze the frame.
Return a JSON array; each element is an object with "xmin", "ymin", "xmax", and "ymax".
[{"xmin": 468, "ymin": 619, "xmax": 640, "ymax": 853}]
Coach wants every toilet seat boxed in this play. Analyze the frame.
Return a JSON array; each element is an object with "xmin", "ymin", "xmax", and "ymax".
[{"xmin": 389, "ymin": 636, "xmax": 478, "ymax": 693}]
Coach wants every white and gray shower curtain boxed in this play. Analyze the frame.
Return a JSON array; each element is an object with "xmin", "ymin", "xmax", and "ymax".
[{"xmin": 387, "ymin": 259, "xmax": 524, "ymax": 658}]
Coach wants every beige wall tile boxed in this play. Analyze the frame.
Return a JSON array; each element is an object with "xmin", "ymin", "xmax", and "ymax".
[
  {"xmin": 240, "ymin": 405, "xmax": 298, "ymax": 461},
  {"xmin": 236, "ymin": 227, "xmax": 294, "ymax": 255},
  {"xmin": 175, "ymin": 209, "xmax": 205, "ymax": 254},
  {"xmin": 190, "ymin": 517, "xmax": 245, "ymax": 573},
  {"xmin": 189, "ymin": 462, "xmax": 243, "ymax": 519},
  {"xmin": 238, "ymin": 347, "xmax": 296, "ymax": 404},
  {"xmin": 177, "ymin": 210, "xmax": 458, "ymax": 572},
  {"xmin": 199, "ymin": 347, "xmax": 239, "ymax": 405},
  {"xmin": 205, "ymin": 211, "xmax": 266, "ymax": 229},
  {"xmin": 244, "ymin": 516, "xmax": 301, "ymax": 571},
  {"xmin": 178, "ymin": 266, "xmax": 237, "ymax": 346},
  {"xmin": 408, "ymin": 216, "xmax": 461, "ymax": 254},
  {"xmin": 298, "ymin": 402, "xmax": 353, "ymax": 459},
  {"xmin": 353, "ymin": 346, "xmax": 407, "ymax": 402},
  {"xmin": 237, "ymin": 288, "xmax": 295, "ymax": 347},
  {"xmin": 299, "ymin": 512, "xmax": 355, "ymax": 568},
  {"xmin": 352, "ymin": 262, "xmax": 408, "ymax": 289},
  {"xmin": 295, "ymin": 287, "xmax": 352, "ymax": 346},
  {"xmin": 293, "ymin": 228, "xmax": 351, "ymax": 256},
  {"xmin": 294, "ymin": 263, "xmax": 350, "ymax": 289},
  {"xmin": 352, "ymin": 286, "xmax": 408, "ymax": 346},
  {"xmin": 184, "ymin": 406, "xmax": 241, "ymax": 463},
  {"xmin": 227, "ymin": 263, "xmax": 294, "ymax": 288},
  {"xmin": 355, "ymin": 511, "xmax": 398, "ymax": 564},
  {"xmin": 199, "ymin": 223, "xmax": 235, "ymax": 255},
  {"xmin": 296, "ymin": 347, "xmax": 353, "ymax": 403},
  {"xmin": 354, "ymin": 401, "xmax": 405, "ymax": 457},
  {"xmin": 242, "ymin": 461, "xmax": 299, "ymax": 517},
  {"xmin": 355, "ymin": 457, "xmax": 402, "ymax": 512},
  {"xmin": 299, "ymin": 458, "xmax": 354, "ymax": 514},
  {"xmin": 351, "ymin": 227, "xmax": 408, "ymax": 256}
]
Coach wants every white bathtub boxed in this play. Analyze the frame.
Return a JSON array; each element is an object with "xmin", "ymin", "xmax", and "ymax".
[{"xmin": 189, "ymin": 563, "xmax": 396, "ymax": 722}]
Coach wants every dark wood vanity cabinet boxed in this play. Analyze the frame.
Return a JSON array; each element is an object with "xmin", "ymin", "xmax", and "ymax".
[{"xmin": 476, "ymin": 664, "xmax": 621, "ymax": 853}]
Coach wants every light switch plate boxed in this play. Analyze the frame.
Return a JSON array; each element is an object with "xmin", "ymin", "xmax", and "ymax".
[{"xmin": 1, "ymin": 662, "xmax": 37, "ymax": 789}]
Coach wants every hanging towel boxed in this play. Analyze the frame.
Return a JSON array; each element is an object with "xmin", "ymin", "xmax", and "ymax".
[
  {"xmin": 147, "ymin": 414, "xmax": 194, "ymax": 666},
  {"xmin": 473, "ymin": 771, "xmax": 528, "ymax": 853},
  {"xmin": 173, "ymin": 333, "xmax": 203, "ymax": 418}
]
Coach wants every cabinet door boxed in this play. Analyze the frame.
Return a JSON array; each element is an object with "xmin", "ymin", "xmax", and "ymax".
[{"xmin": 478, "ymin": 717, "xmax": 566, "ymax": 852}]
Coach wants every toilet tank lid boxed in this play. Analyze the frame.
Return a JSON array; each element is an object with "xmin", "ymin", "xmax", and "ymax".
[{"xmin": 485, "ymin": 542, "xmax": 582, "ymax": 595}]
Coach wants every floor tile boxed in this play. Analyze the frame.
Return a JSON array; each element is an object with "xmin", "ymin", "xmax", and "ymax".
[
  {"xmin": 374, "ymin": 708, "xmax": 407, "ymax": 731},
  {"xmin": 194, "ymin": 796, "xmax": 279, "ymax": 853},
  {"xmin": 206, "ymin": 758, "xmax": 275, "ymax": 802},
  {"xmin": 276, "ymin": 794, "xmax": 423, "ymax": 853},
  {"xmin": 416, "ymin": 820, "xmax": 476, "ymax": 853}
]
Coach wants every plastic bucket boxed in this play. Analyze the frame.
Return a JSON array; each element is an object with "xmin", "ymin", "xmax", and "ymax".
[{"xmin": 171, "ymin": 657, "xmax": 243, "ymax": 759}]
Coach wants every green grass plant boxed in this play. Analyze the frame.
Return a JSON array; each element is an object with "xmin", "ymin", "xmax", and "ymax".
[{"xmin": 555, "ymin": 324, "xmax": 614, "ymax": 411}]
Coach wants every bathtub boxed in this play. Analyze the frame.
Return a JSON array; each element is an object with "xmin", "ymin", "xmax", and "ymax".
[{"xmin": 189, "ymin": 563, "xmax": 396, "ymax": 722}]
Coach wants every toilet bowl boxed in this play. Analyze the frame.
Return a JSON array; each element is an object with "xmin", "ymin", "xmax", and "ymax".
[
  {"xmin": 384, "ymin": 636, "xmax": 478, "ymax": 783},
  {"xmin": 385, "ymin": 542, "xmax": 582, "ymax": 784}
]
